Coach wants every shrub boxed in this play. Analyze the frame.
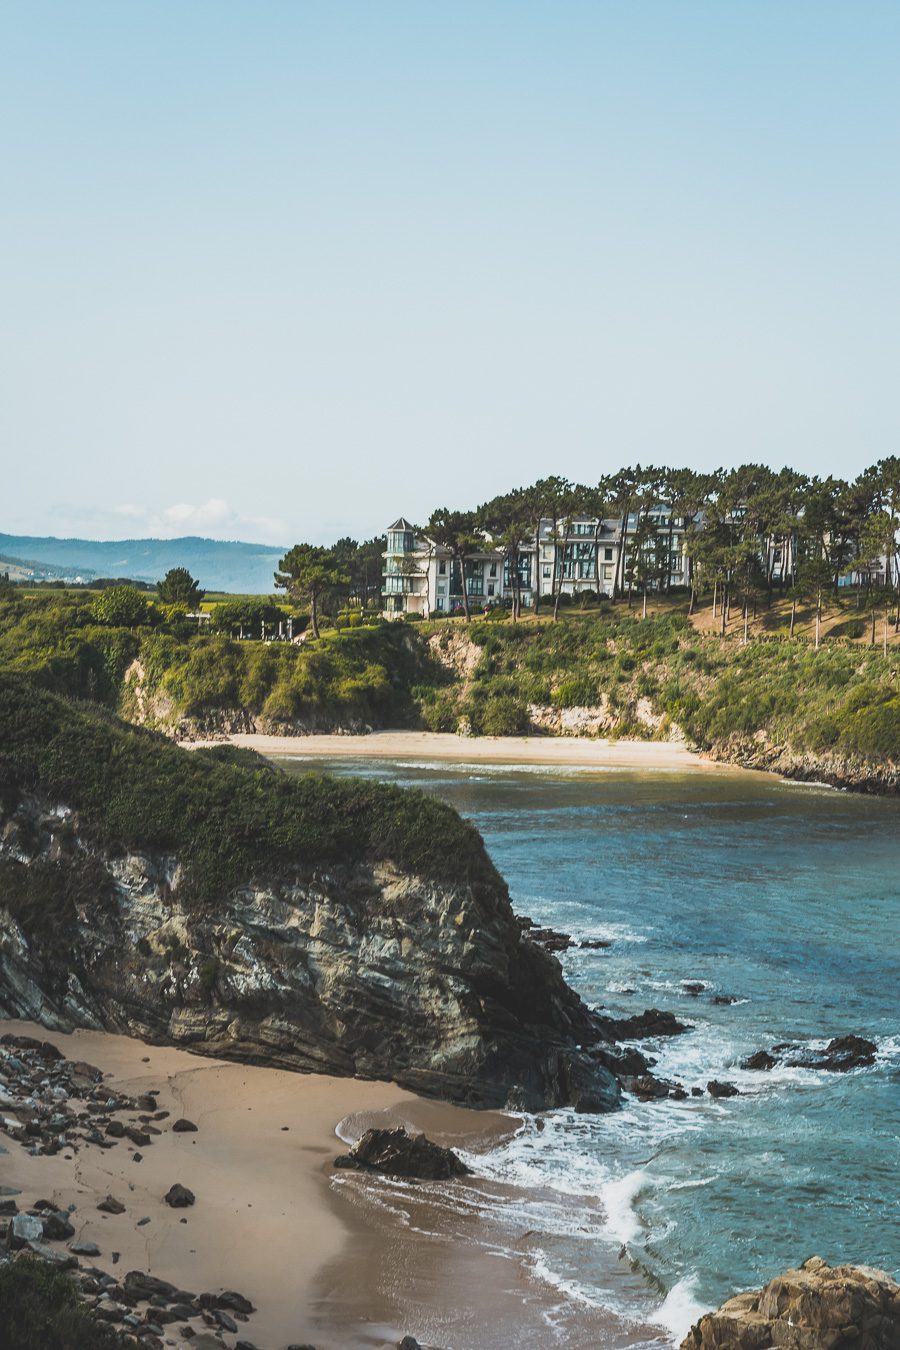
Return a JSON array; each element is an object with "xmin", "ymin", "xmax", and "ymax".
[
  {"xmin": 0, "ymin": 1257, "xmax": 120, "ymax": 1350},
  {"xmin": 478, "ymin": 694, "xmax": 531, "ymax": 736},
  {"xmin": 90, "ymin": 585, "xmax": 150, "ymax": 628}
]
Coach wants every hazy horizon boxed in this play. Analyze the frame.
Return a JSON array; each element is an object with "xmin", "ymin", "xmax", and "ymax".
[{"xmin": 3, "ymin": 2, "xmax": 899, "ymax": 547}]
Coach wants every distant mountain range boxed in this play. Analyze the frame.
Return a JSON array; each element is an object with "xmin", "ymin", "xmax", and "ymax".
[{"xmin": 0, "ymin": 533, "xmax": 287, "ymax": 594}]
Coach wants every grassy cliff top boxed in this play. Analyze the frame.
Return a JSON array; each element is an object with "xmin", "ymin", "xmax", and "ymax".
[{"xmin": 0, "ymin": 675, "xmax": 500, "ymax": 905}]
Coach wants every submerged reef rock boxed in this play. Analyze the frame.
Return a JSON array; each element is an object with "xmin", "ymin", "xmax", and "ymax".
[
  {"xmin": 0, "ymin": 676, "xmax": 619, "ymax": 1113},
  {"xmin": 743, "ymin": 1036, "xmax": 878, "ymax": 1075},
  {"xmin": 334, "ymin": 1126, "xmax": 471, "ymax": 1180},
  {"xmin": 680, "ymin": 1257, "xmax": 900, "ymax": 1350}
]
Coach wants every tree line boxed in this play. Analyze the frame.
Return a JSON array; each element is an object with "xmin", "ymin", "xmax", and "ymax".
[{"xmin": 276, "ymin": 459, "xmax": 900, "ymax": 632}]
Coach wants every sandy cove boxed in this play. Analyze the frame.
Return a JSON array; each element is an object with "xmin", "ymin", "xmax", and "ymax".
[
  {"xmin": 190, "ymin": 729, "xmax": 721, "ymax": 772},
  {"xmin": 0, "ymin": 1020, "xmax": 668, "ymax": 1350}
]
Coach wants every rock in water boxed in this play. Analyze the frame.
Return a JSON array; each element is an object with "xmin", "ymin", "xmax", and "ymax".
[
  {"xmin": 680, "ymin": 1257, "xmax": 900, "ymax": 1349},
  {"xmin": 164, "ymin": 1183, "xmax": 195, "ymax": 1208},
  {"xmin": 334, "ymin": 1127, "xmax": 472, "ymax": 1180},
  {"xmin": 812, "ymin": 1035, "xmax": 878, "ymax": 1072},
  {"xmin": 596, "ymin": 1008, "xmax": 691, "ymax": 1040},
  {"xmin": 707, "ymin": 1080, "xmax": 740, "ymax": 1099}
]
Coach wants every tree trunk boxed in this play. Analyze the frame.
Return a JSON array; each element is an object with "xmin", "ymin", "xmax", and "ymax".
[
  {"xmin": 712, "ymin": 579, "xmax": 718, "ymax": 617},
  {"xmin": 815, "ymin": 591, "xmax": 821, "ymax": 649},
  {"xmin": 884, "ymin": 612, "xmax": 889, "ymax": 656},
  {"xmin": 790, "ymin": 599, "xmax": 796, "ymax": 638},
  {"xmin": 689, "ymin": 583, "xmax": 696, "ymax": 615},
  {"xmin": 310, "ymin": 592, "xmax": 320, "ymax": 640},
  {"xmin": 642, "ymin": 589, "xmax": 647, "ymax": 619},
  {"xmin": 459, "ymin": 555, "xmax": 471, "ymax": 623},
  {"xmin": 743, "ymin": 602, "xmax": 749, "ymax": 646},
  {"xmin": 720, "ymin": 585, "xmax": 727, "ymax": 636}
]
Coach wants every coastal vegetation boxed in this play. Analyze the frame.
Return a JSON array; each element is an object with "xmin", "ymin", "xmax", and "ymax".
[
  {"xmin": 1, "ymin": 586, "xmax": 898, "ymax": 784},
  {"xmin": 0, "ymin": 674, "xmax": 495, "ymax": 906},
  {"xmin": 0, "ymin": 1258, "xmax": 119, "ymax": 1350}
]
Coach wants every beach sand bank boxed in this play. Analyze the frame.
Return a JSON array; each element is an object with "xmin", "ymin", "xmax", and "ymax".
[
  {"xmin": 0, "ymin": 1019, "xmax": 668, "ymax": 1348},
  {"xmin": 190, "ymin": 729, "xmax": 717, "ymax": 772}
]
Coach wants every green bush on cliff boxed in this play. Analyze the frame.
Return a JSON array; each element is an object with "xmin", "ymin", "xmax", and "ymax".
[
  {"xmin": 0, "ymin": 1258, "xmax": 120, "ymax": 1350},
  {"xmin": 0, "ymin": 675, "xmax": 501, "ymax": 905}
]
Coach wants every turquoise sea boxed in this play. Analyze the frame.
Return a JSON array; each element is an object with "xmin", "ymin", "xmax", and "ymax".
[{"xmin": 281, "ymin": 756, "xmax": 900, "ymax": 1345}]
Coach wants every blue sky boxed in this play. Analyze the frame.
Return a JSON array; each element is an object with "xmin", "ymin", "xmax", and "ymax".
[{"xmin": 2, "ymin": 1, "xmax": 899, "ymax": 545}]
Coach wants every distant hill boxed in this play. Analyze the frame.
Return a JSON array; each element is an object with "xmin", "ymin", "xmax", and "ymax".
[
  {"xmin": 0, "ymin": 551, "xmax": 99, "ymax": 584},
  {"xmin": 0, "ymin": 534, "xmax": 287, "ymax": 594}
]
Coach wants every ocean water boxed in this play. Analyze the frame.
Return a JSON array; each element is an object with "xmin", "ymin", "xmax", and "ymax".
[{"xmin": 279, "ymin": 756, "xmax": 900, "ymax": 1344}]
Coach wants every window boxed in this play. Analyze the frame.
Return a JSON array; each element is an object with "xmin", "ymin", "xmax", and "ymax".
[
  {"xmin": 436, "ymin": 596, "xmax": 445, "ymax": 610},
  {"xmin": 437, "ymin": 583, "xmax": 446, "ymax": 593},
  {"xmin": 487, "ymin": 583, "xmax": 495, "ymax": 596},
  {"xmin": 604, "ymin": 548, "xmax": 613, "ymax": 561},
  {"xmin": 543, "ymin": 565, "xmax": 551, "ymax": 579},
  {"xmin": 489, "ymin": 562, "xmax": 497, "ymax": 577},
  {"xmin": 603, "ymin": 566, "xmax": 613, "ymax": 581},
  {"xmin": 438, "ymin": 560, "xmax": 447, "ymax": 575}
]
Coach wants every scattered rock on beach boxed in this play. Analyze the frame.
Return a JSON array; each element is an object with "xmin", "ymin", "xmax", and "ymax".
[
  {"xmin": 164, "ymin": 1182, "xmax": 196, "ymax": 1208},
  {"xmin": 172, "ymin": 1117, "xmax": 199, "ymax": 1132},
  {"xmin": 7, "ymin": 1213, "xmax": 44, "ymax": 1248},
  {"xmin": 97, "ymin": 1194, "xmax": 126, "ymax": 1214},
  {"xmin": 334, "ymin": 1127, "xmax": 471, "ymax": 1180},
  {"xmin": 399, "ymin": 1338, "xmax": 423, "ymax": 1350},
  {"xmin": 680, "ymin": 1256, "xmax": 900, "ymax": 1350}
]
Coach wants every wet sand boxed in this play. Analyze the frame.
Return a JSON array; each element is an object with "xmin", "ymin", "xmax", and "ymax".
[
  {"xmin": 191, "ymin": 729, "xmax": 716, "ymax": 772},
  {"xmin": 0, "ymin": 1019, "xmax": 667, "ymax": 1348}
]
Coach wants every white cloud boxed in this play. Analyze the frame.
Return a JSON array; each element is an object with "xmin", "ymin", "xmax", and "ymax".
[{"xmin": 105, "ymin": 498, "xmax": 289, "ymax": 543}]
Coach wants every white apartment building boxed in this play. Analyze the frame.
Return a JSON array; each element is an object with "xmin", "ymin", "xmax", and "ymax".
[{"xmin": 382, "ymin": 511, "xmax": 688, "ymax": 617}]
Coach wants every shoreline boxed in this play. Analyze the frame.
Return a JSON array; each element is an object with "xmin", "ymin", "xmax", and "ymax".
[
  {"xmin": 0, "ymin": 1019, "xmax": 668, "ymax": 1349},
  {"xmin": 189, "ymin": 729, "xmax": 725, "ymax": 772}
]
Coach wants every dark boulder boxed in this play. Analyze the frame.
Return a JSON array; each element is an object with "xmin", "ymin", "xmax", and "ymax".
[
  {"xmin": 589, "ymin": 1044, "xmax": 653, "ymax": 1078},
  {"xmin": 707, "ymin": 1080, "xmax": 739, "ymax": 1099},
  {"xmin": 741, "ymin": 1050, "xmax": 777, "ymax": 1071},
  {"xmin": 172, "ymin": 1118, "xmax": 199, "ymax": 1133},
  {"xmin": 97, "ymin": 1195, "xmax": 126, "ymax": 1214},
  {"xmin": 622, "ymin": 1074, "xmax": 682, "ymax": 1101},
  {"xmin": 164, "ymin": 1183, "xmax": 195, "ymax": 1208},
  {"xmin": 597, "ymin": 1009, "xmax": 690, "ymax": 1040},
  {"xmin": 124, "ymin": 1270, "xmax": 178, "ymax": 1300},
  {"xmin": 809, "ymin": 1034, "xmax": 878, "ymax": 1072},
  {"xmin": 334, "ymin": 1127, "xmax": 471, "ymax": 1180},
  {"xmin": 40, "ymin": 1210, "xmax": 75, "ymax": 1241}
]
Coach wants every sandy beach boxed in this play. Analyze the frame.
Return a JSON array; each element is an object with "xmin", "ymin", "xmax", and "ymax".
[
  {"xmin": 192, "ymin": 729, "xmax": 717, "ymax": 772},
  {"xmin": 0, "ymin": 1019, "xmax": 668, "ymax": 1349}
]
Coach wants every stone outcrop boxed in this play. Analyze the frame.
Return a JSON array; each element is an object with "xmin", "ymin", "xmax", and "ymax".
[
  {"xmin": 742, "ymin": 1036, "xmax": 878, "ymax": 1074},
  {"xmin": 711, "ymin": 735, "xmax": 900, "ymax": 797},
  {"xmin": 0, "ymin": 789, "xmax": 619, "ymax": 1113},
  {"xmin": 334, "ymin": 1126, "xmax": 471, "ymax": 1180},
  {"xmin": 680, "ymin": 1257, "xmax": 900, "ymax": 1349}
]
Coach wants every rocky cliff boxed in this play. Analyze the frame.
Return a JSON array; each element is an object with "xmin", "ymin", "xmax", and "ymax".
[{"xmin": 0, "ymin": 676, "xmax": 618, "ymax": 1112}]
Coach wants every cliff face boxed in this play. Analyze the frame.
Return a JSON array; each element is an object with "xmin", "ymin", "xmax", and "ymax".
[
  {"xmin": 710, "ymin": 735, "xmax": 900, "ymax": 795},
  {"xmin": 0, "ymin": 789, "xmax": 618, "ymax": 1113}
]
